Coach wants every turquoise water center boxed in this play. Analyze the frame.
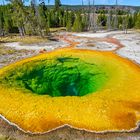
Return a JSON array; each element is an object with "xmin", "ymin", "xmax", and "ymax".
[{"xmin": 0, "ymin": 56, "xmax": 108, "ymax": 97}]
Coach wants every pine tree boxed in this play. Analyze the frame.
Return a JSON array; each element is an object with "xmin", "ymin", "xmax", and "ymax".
[
  {"xmin": 63, "ymin": 9, "xmax": 68, "ymax": 27},
  {"xmin": 1, "ymin": 5, "xmax": 13, "ymax": 35},
  {"xmin": 58, "ymin": 8, "xmax": 64, "ymax": 27},
  {"xmin": 0, "ymin": 9, "xmax": 4, "ymax": 36},
  {"xmin": 135, "ymin": 13, "xmax": 140, "ymax": 29},
  {"xmin": 66, "ymin": 12, "xmax": 72, "ymax": 31},
  {"xmin": 39, "ymin": 1, "xmax": 49, "ymax": 36},
  {"xmin": 127, "ymin": 15, "xmax": 134, "ymax": 29},
  {"xmin": 24, "ymin": 1, "xmax": 37, "ymax": 35},
  {"xmin": 47, "ymin": 10, "xmax": 51, "ymax": 28},
  {"xmin": 72, "ymin": 12, "xmax": 83, "ymax": 32},
  {"xmin": 4, "ymin": 15, "xmax": 11, "ymax": 33},
  {"xmin": 55, "ymin": 0, "xmax": 61, "ymax": 11},
  {"xmin": 118, "ymin": 16, "xmax": 123, "ymax": 29},
  {"xmin": 98, "ymin": 14, "xmax": 107, "ymax": 27},
  {"xmin": 10, "ymin": 0, "xmax": 26, "ymax": 36},
  {"xmin": 81, "ymin": 14, "xmax": 88, "ymax": 31}
]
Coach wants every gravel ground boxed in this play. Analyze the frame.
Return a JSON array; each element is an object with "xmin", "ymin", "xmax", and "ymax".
[
  {"xmin": 114, "ymin": 32, "xmax": 140, "ymax": 65},
  {"xmin": 73, "ymin": 30, "xmax": 140, "ymax": 65},
  {"xmin": 0, "ymin": 37, "xmax": 68, "ymax": 68},
  {"xmin": 76, "ymin": 41, "xmax": 118, "ymax": 51},
  {"xmin": 0, "ymin": 45, "xmax": 37, "ymax": 68},
  {"xmin": 4, "ymin": 40, "xmax": 68, "ymax": 51}
]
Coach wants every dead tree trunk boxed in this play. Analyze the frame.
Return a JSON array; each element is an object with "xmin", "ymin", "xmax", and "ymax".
[
  {"xmin": 18, "ymin": 26, "xmax": 25, "ymax": 36},
  {"xmin": 107, "ymin": 7, "xmax": 111, "ymax": 31},
  {"xmin": 123, "ymin": 16, "xmax": 128, "ymax": 34}
]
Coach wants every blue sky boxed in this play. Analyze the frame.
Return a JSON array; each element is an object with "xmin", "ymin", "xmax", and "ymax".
[
  {"xmin": 47, "ymin": 0, "xmax": 140, "ymax": 6},
  {"xmin": 0, "ymin": 0, "xmax": 140, "ymax": 6}
]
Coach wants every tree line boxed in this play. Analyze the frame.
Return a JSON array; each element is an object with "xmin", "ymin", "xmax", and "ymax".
[{"xmin": 0, "ymin": 0, "xmax": 140, "ymax": 37}]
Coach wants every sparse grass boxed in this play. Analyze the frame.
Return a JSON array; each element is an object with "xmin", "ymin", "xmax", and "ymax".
[
  {"xmin": 136, "ymin": 29, "xmax": 140, "ymax": 33},
  {"xmin": 86, "ymin": 43, "xmax": 95, "ymax": 47},
  {"xmin": 0, "ymin": 48, "xmax": 16, "ymax": 55},
  {"xmin": 0, "ymin": 44, "xmax": 16, "ymax": 55},
  {"xmin": 0, "ymin": 27, "xmax": 66, "ymax": 44},
  {"xmin": 129, "ymin": 29, "xmax": 140, "ymax": 33},
  {"xmin": 0, "ymin": 43, "xmax": 35, "ymax": 67},
  {"xmin": 0, "ymin": 36, "xmax": 48, "ymax": 45},
  {"xmin": 0, "ymin": 135, "xmax": 15, "ymax": 140},
  {"xmin": 0, "ymin": 44, "xmax": 31, "ymax": 55},
  {"xmin": 50, "ymin": 27, "xmax": 66, "ymax": 32}
]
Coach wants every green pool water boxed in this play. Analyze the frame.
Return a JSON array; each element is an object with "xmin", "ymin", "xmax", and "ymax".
[{"xmin": 0, "ymin": 56, "xmax": 108, "ymax": 97}]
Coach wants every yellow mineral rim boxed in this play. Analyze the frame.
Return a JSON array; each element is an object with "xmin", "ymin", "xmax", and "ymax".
[{"xmin": 0, "ymin": 48, "xmax": 140, "ymax": 133}]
